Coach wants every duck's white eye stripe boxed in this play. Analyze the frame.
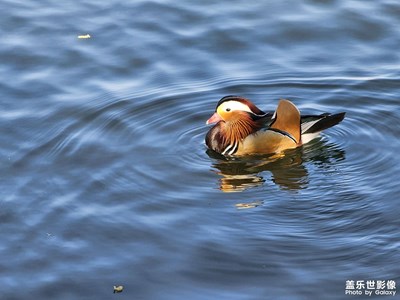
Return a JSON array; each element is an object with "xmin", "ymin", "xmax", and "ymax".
[{"xmin": 221, "ymin": 101, "xmax": 253, "ymax": 113}]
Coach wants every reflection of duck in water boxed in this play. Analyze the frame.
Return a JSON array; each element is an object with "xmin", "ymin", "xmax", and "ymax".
[
  {"xmin": 205, "ymin": 96, "xmax": 346, "ymax": 192},
  {"xmin": 205, "ymin": 96, "xmax": 345, "ymax": 156},
  {"xmin": 207, "ymin": 141, "xmax": 346, "ymax": 192},
  {"xmin": 207, "ymin": 148, "xmax": 308, "ymax": 191}
]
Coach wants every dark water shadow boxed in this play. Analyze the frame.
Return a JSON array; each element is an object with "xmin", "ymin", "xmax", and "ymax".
[{"xmin": 207, "ymin": 138, "xmax": 345, "ymax": 192}]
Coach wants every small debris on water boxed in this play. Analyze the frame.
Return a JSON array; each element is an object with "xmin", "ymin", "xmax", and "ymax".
[
  {"xmin": 235, "ymin": 200, "xmax": 263, "ymax": 210},
  {"xmin": 113, "ymin": 285, "xmax": 123, "ymax": 293}
]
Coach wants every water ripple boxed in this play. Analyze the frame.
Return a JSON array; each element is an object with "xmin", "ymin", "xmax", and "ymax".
[{"xmin": 2, "ymin": 0, "xmax": 400, "ymax": 297}]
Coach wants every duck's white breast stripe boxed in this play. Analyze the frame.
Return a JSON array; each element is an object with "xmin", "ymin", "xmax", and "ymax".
[
  {"xmin": 222, "ymin": 142, "xmax": 239, "ymax": 156},
  {"xmin": 222, "ymin": 144, "xmax": 233, "ymax": 155}
]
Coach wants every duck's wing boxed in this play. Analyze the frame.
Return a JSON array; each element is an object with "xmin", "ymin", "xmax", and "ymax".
[
  {"xmin": 237, "ymin": 100, "xmax": 301, "ymax": 155},
  {"xmin": 270, "ymin": 99, "xmax": 301, "ymax": 143}
]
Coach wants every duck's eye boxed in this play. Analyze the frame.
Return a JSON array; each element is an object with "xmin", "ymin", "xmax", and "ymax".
[{"xmin": 226, "ymin": 108, "xmax": 231, "ymax": 112}]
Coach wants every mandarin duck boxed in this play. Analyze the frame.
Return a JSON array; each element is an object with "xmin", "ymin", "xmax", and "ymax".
[{"xmin": 205, "ymin": 96, "xmax": 345, "ymax": 156}]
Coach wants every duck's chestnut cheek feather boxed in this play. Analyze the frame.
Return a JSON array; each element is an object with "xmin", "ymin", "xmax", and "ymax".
[{"xmin": 206, "ymin": 112, "xmax": 223, "ymax": 125}]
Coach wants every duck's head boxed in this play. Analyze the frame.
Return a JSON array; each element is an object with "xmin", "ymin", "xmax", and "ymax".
[{"xmin": 206, "ymin": 96, "xmax": 266, "ymax": 125}]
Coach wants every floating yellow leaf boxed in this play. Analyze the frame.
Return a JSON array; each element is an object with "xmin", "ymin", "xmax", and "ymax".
[{"xmin": 78, "ymin": 34, "xmax": 91, "ymax": 39}]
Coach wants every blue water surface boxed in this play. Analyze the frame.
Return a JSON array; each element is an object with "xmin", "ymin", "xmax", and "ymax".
[{"xmin": 1, "ymin": 0, "xmax": 399, "ymax": 299}]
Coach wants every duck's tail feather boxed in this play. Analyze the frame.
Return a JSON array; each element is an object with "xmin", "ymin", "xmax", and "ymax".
[
  {"xmin": 301, "ymin": 112, "xmax": 346, "ymax": 134},
  {"xmin": 300, "ymin": 112, "xmax": 345, "ymax": 144}
]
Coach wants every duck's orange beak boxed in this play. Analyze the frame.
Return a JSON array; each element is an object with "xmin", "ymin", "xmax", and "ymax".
[{"xmin": 206, "ymin": 112, "xmax": 222, "ymax": 125}]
